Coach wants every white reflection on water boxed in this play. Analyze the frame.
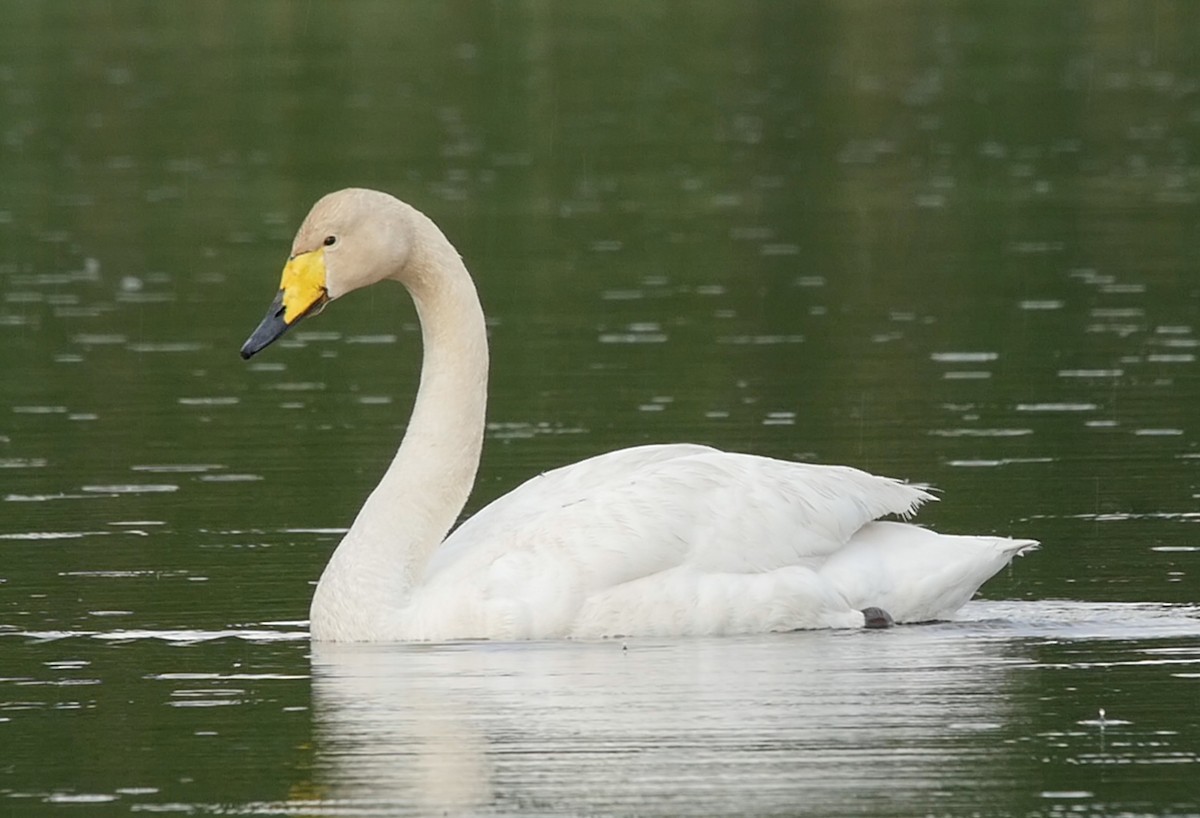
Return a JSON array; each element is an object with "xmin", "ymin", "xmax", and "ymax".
[
  {"xmin": 313, "ymin": 633, "xmax": 1004, "ymax": 816},
  {"xmin": 304, "ymin": 601, "xmax": 1200, "ymax": 817},
  {"xmin": 2, "ymin": 603, "xmax": 1199, "ymax": 815}
]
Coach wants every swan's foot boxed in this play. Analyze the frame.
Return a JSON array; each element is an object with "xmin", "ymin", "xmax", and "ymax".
[{"xmin": 861, "ymin": 607, "xmax": 895, "ymax": 629}]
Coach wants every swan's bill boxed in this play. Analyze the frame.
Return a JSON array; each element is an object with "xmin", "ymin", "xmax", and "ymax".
[{"xmin": 240, "ymin": 249, "xmax": 331, "ymax": 359}]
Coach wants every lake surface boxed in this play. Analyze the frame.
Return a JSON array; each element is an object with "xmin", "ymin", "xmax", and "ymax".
[{"xmin": 2, "ymin": 2, "xmax": 1199, "ymax": 815}]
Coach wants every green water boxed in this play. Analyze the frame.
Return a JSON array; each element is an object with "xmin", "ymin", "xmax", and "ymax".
[{"xmin": 2, "ymin": 2, "xmax": 1198, "ymax": 815}]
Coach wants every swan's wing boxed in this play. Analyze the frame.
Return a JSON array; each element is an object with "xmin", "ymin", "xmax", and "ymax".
[
  {"xmin": 400, "ymin": 447, "xmax": 934, "ymax": 638},
  {"xmin": 422, "ymin": 445, "xmax": 932, "ymax": 585},
  {"xmin": 422, "ymin": 444, "xmax": 718, "ymax": 577}
]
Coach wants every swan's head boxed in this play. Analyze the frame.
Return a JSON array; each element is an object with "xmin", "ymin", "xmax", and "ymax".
[{"xmin": 241, "ymin": 188, "xmax": 414, "ymax": 359}]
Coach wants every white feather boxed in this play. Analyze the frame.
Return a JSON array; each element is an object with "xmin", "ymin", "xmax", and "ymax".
[{"xmin": 246, "ymin": 189, "xmax": 1038, "ymax": 642}]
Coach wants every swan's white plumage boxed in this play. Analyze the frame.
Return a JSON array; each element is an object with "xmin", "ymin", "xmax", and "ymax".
[
  {"xmin": 242, "ymin": 188, "xmax": 1037, "ymax": 642},
  {"xmin": 409, "ymin": 445, "xmax": 941, "ymax": 639}
]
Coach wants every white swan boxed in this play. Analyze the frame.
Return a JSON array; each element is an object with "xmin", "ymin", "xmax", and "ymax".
[{"xmin": 241, "ymin": 188, "xmax": 1037, "ymax": 642}]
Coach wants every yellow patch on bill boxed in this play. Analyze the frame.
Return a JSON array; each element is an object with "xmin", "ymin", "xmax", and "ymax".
[{"xmin": 280, "ymin": 248, "xmax": 327, "ymax": 324}]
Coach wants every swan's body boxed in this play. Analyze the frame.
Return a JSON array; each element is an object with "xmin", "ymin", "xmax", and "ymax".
[{"xmin": 241, "ymin": 188, "xmax": 1037, "ymax": 642}]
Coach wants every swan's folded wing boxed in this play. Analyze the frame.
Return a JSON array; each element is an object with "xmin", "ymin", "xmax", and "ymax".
[
  {"xmin": 421, "ymin": 444, "xmax": 716, "ymax": 579},
  {"xmin": 421, "ymin": 445, "xmax": 933, "ymax": 587},
  {"xmin": 634, "ymin": 452, "xmax": 934, "ymax": 572}
]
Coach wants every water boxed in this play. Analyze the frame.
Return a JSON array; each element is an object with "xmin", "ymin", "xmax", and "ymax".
[
  {"xmin": 2, "ymin": 2, "xmax": 1200, "ymax": 815},
  {"xmin": 4, "ymin": 605, "xmax": 1199, "ymax": 816}
]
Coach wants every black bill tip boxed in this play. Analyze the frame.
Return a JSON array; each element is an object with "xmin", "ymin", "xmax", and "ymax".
[{"xmin": 240, "ymin": 291, "xmax": 289, "ymax": 360}]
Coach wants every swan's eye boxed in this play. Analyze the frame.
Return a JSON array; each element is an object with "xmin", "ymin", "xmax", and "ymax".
[{"xmin": 323, "ymin": 235, "xmax": 337, "ymax": 247}]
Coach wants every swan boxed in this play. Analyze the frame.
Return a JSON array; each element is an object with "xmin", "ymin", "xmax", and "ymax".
[{"xmin": 240, "ymin": 188, "xmax": 1038, "ymax": 642}]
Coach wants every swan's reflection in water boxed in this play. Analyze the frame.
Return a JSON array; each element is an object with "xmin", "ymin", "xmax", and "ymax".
[{"xmin": 310, "ymin": 616, "xmax": 1036, "ymax": 816}]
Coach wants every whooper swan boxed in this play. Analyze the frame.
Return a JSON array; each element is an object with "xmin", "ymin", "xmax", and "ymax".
[{"xmin": 241, "ymin": 188, "xmax": 1037, "ymax": 642}]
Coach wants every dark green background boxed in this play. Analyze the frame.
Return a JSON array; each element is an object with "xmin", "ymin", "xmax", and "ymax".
[{"xmin": 1, "ymin": 2, "xmax": 1198, "ymax": 815}]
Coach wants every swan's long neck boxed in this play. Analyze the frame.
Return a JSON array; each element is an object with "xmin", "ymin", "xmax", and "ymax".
[{"xmin": 310, "ymin": 210, "xmax": 488, "ymax": 640}]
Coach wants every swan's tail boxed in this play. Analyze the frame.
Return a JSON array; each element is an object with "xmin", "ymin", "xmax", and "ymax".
[
  {"xmin": 821, "ymin": 524, "xmax": 1040, "ymax": 624},
  {"xmin": 1000, "ymin": 538, "xmax": 1040, "ymax": 558}
]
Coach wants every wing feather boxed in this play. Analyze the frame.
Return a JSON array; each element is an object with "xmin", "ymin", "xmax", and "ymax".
[{"xmin": 421, "ymin": 444, "xmax": 932, "ymax": 590}]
